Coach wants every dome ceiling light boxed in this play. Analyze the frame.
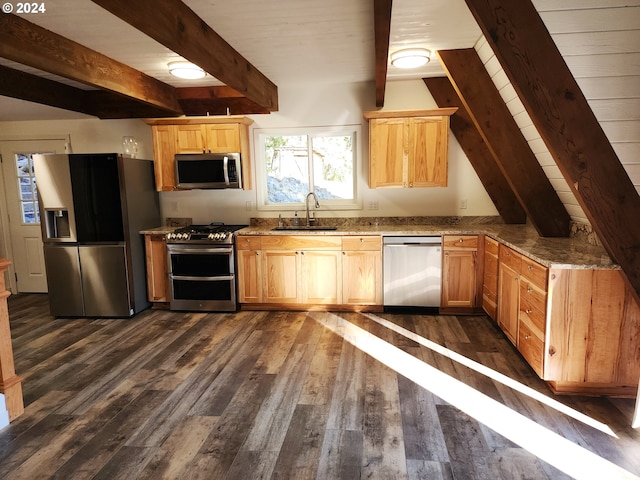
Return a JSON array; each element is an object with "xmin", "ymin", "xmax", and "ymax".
[
  {"xmin": 390, "ymin": 48, "xmax": 431, "ymax": 69},
  {"xmin": 168, "ymin": 61, "xmax": 206, "ymax": 79}
]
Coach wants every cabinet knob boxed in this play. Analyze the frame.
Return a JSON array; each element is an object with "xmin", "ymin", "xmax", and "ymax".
[
  {"xmin": 409, "ymin": 182, "xmax": 414, "ymax": 187},
  {"xmin": 360, "ymin": 238, "xmax": 364, "ymax": 243},
  {"xmin": 528, "ymin": 265, "xmax": 533, "ymax": 271},
  {"xmin": 526, "ymin": 309, "xmax": 532, "ymax": 314},
  {"xmin": 459, "ymin": 238, "xmax": 463, "ymax": 243},
  {"xmin": 527, "ymin": 287, "xmax": 532, "ymax": 293},
  {"xmin": 342, "ymin": 251, "xmax": 346, "ymax": 255},
  {"xmin": 524, "ymin": 335, "xmax": 531, "ymax": 340}
]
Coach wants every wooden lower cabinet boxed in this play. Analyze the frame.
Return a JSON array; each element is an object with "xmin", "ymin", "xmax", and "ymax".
[
  {"xmin": 144, "ymin": 234, "xmax": 169, "ymax": 303},
  {"xmin": 236, "ymin": 235, "xmax": 262, "ymax": 303},
  {"xmin": 495, "ymin": 243, "xmax": 640, "ymax": 396},
  {"xmin": 342, "ymin": 236, "xmax": 382, "ymax": 305},
  {"xmin": 237, "ymin": 235, "xmax": 382, "ymax": 309},
  {"xmin": 482, "ymin": 236, "xmax": 499, "ymax": 319},
  {"xmin": 262, "ymin": 250, "xmax": 300, "ymax": 303},
  {"xmin": 497, "ymin": 260, "xmax": 520, "ymax": 345},
  {"xmin": 441, "ymin": 235, "xmax": 479, "ymax": 309}
]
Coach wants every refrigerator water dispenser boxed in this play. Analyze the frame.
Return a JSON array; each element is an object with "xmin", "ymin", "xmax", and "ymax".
[{"xmin": 45, "ymin": 209, "xmax": 71, "ymax": 239}]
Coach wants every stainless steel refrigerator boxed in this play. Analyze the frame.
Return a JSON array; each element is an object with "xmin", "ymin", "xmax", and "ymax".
[{"xmin": 33, "ymin": 153, "xmax": 160, "ymax": 317}]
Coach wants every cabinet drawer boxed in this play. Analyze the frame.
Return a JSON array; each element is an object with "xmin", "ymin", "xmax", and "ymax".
[
  {"xmin": 236, "ymin": 236, "xmax": 261, "ymax": 251},
  {"xmin": 520, "ymin": 256, "xmax": 548, "ymax": 290},
  {"xmin": 518, "ymin": 322, "xmax": 544, "ymax": 377},
  {"xmin": 484, "ymin": 236, "xmax": 499, "ymax": 256},
  {"xmin": 261, "ymin": 235, "xmax": 341, "ymax": 250},
  {"xmin": 342, "ymin": 236, "xmax": 381, "ymax": 251},
  {"xmin": 499, "ymin": 244, "xmax": 521, "ymax": 272},
  {"xmin": 443, "ymin": 235, "xmax": 478, "ymax": 250}
]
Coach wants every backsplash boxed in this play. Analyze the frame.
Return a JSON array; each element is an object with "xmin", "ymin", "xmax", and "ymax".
[{"xmin": 251, "ymin": 215, "xmax": 506, "ymax": 228}]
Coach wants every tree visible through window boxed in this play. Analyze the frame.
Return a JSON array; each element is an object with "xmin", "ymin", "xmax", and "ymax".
[
  {"xmin": 263, "ymin": 131, "xmax": 355, "ymax": 206},
  {"xmin": 15, "ymin": 153, "xmax": 41, "ymax": 224}
]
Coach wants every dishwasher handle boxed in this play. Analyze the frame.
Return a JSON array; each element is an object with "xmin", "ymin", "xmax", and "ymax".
[{"xmin": 383, "ymin": 236, "xmax": 442, "ymax": 246}]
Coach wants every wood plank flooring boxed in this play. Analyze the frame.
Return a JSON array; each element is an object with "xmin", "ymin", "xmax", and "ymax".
[{"xmin": 1, "ymin": 293, "xmax": 639, "ymax": 479}]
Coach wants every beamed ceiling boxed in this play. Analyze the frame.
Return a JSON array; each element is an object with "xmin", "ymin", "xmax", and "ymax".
[{"xmin": 1, "ymin": 0, "xmax": 639, "ymax": 303}]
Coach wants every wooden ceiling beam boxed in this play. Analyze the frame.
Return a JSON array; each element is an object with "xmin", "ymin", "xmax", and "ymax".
[
  {"xmin": 175, "ymin": 86, "xmax": 270, "ymax": 115},
  {"xmin": 438, "ymin": 48, "xmax": 570, "ymax": 237},
  {"xmin": 0, "ymin": 64, "xmax": 94, "ymax": 116},
  {"xmin": 373, "ymin": 0, "xmax": 393, "ymax": 107},
  {"xmin": 424, "ymin": 76, "xmax": 527, "ymax": 224},
  {"xmin": 0, "ymin": 64, "xmax": 175, "ymax": 119},
  {"xmin": 91, "ymin": 0, "xmax": 278, "ymax": 112},
  {"xmin": 0, "ymin": 14, "xmax": 183, "ymax": 116},
  {"xmin": 464, "ymin": 0, "xmax": 640, "ymax": 302}
]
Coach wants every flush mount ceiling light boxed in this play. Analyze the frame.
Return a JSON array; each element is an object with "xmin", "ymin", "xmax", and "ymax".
[
  {"xmin": 168, "ymin": 61, "xmax": 206, "ymax": 79},
  {"xmin": 390, "ymin": 48, "xmax": 431, "ymax": 69}
]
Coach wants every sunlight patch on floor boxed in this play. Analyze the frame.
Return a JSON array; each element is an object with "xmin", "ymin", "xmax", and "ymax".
[
  {"xmin": 311, "ymin": 312, "xmax": 639, "ymax": 480},
  {"xmin": 362, "ymin": 312, "xmax": 617, "ymax": 438}
]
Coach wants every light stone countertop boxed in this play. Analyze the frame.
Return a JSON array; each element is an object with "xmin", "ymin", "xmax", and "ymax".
[
  {"xmin": 140, "ymin": 218, "xmax": 617, "ymax": 270},
  {"xmin": 236, "ymin": 223, "xmax": 617, "ymax": 270}
]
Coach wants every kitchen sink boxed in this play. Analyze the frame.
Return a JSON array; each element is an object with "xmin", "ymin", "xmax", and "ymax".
[{"xmin": 272, "ymin": 225, "xmax": 338, "ymax": 231}]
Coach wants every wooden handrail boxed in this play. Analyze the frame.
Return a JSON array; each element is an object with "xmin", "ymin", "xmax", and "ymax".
[{"xmin": 0, "ymin": 258, "xmax": 23, "ymax": 420}]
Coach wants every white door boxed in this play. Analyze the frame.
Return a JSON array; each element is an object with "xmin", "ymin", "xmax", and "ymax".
[{"xmin": 0, "ymin": 140, "xmax": 66, "ymax": 292}]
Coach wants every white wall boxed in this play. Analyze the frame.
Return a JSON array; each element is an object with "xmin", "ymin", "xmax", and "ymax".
[{"xmin": 158, "ymin": 79, "xmax": 498, "ymax": 225}]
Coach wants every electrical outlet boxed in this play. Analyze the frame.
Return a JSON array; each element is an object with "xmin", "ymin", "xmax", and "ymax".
[
  {"xmin": 367, "ymin": 200, "xmax": 379, "ymax": 210},
  {"xmin": 460, "ymin": 199, "xmax": 468, "ymax": 209},
  {"xmin": 245, "ymin": 201, "xmax": 252, "ymax": 211}
]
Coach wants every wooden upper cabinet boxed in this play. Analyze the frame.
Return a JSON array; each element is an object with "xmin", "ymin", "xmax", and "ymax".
[
  {"xmin": 368, "ymin": 117, "xmax": 405, "ymax": 188},
  {"xmin": 146, "ymin": 116, "xmax": 253, "ymax": 191},
  {"xmin": 364, "ymin": 108, "xmax": 456, "ymax": 189},
  {"xmin": 175, "ymin": 124, "xmax": 207, "ymax": 154},
  {"xmin": 151, "ymin": 125, "xmax": 178, "ymax": 191}
]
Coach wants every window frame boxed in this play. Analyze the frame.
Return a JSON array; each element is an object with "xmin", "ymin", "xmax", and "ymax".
[{"xmin": 254, "ymin": 125, "xmax": 361, "ymax": 211}]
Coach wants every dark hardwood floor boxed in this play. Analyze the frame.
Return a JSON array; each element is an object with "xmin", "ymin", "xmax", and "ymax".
[{"xmin": 1, "ymin": 293, "xmax": 639, "ymax": 479}]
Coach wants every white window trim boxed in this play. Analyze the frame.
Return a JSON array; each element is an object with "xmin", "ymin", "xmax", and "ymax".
[{"xmin": 254, "ymin": 125, "xmax": 362, "ymax": 211}]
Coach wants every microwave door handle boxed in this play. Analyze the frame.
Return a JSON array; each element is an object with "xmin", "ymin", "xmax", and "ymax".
[{"xmin": 223, "ymin": 156, "xmax": 230, "ymax": 186}]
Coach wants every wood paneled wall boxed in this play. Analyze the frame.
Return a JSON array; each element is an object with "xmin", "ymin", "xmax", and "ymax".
[{"xmin": 474, "ymin": 1, "xmax": 640, "ymax": 225}]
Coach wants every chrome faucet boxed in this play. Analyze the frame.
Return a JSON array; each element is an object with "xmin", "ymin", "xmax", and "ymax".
[{"xmin": 305, "ymin": 191, "xmax": 320, "ymax": 226}]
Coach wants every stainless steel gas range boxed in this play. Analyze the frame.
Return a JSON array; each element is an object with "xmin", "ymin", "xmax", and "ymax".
[{"xmin": 165, "ymin": 223, "xmax": 247, "ymax": 311}]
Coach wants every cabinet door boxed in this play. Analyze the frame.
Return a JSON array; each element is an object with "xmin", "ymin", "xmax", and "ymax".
[
  {"xmin": 204, "ymin": 124, "xmax": 241, "ymax": 152},
  {"xmin": 442, "ymin": 250, "xmax": 477, "ymax": 308},
  {"xmin": 482, "ymin": 251, "xmax": 499, "ymax": 319},
  {"xmin": 407, "ymin": 117, "xmax": 448, "ymax": 187},
  {"xmin": 144, "ymin": 234, "xmax": 169, "ymax": 302},
  {"xmin": 301, "ymin": 251, "xmax": 341, "ymax": 304},
  {"xmin": 262, "ymin": 250, "xmax": 299, "ymax": 303},
  {"xmin": 369, "ymin": 118, "xmax": 406, "ymax": 188},
  {"xmin": 237, "ymin": 250, "xmax": 262, "ymax": 303},
  {"xmin": 342, "ymin": 250, "xmax": 382, "ymax": 305},
  {"xmin": 151, "ymin": 125, "xmax": 177, "ymax": 191},
  {"xmin": 175, "ymin": 125, "xmax": 206, "ymax": 153},
  {"xmin": 497, "ymin": 262, "xmax": 519, "ymax": 344}
]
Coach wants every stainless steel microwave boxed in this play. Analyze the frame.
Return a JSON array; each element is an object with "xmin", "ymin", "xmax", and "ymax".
[{"xmin": 175, "ymin": 153, "xmax": 242, "ymax": 189}]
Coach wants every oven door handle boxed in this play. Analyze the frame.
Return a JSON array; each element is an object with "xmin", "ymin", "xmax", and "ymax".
[
  {"xmin": 168, "ymin": 246, "xmax": 234, "ymax": 255},
  {"xmin": 170, "ymin": 274, "xmax": 235, "ymax": 281}
]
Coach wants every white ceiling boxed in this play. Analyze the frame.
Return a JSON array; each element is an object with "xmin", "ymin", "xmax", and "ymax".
[{"xmin": 0, "ymin": 0, "xmax": 481, "ymax": 121}]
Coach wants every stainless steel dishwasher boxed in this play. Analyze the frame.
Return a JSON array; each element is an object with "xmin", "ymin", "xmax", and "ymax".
[{"xmin": 383, "ymin": 236, "xmax": 442, "ymax": 307}]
